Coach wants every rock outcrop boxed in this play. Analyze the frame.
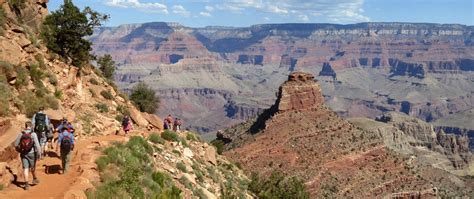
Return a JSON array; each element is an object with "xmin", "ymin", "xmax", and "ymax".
[{"xmin": 217, "ymin": 72, "xmax": 473, "ymax": 198}]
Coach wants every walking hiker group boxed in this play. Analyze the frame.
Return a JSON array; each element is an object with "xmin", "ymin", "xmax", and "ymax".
[
  {"xmin": 163, "ymin": 114, "xmax": 182, "ymax": 132},
  {"xmin": 14, "ymin": 107, "xmax": 75, "ymax": 190}
]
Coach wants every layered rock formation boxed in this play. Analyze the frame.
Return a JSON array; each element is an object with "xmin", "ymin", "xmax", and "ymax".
[
  {"xmin": 90, "ymin": 22, "xmax": 474, "ymax": 134},
  {"xmin": 217, "ymin": 72, "xmax": 473, "ymax": 198}
]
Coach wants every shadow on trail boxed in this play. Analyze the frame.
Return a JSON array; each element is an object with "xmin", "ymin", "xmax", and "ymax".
[
  {"xmin": 43, "ymin": 164, "xmax": 61, "ymax": 175},
  {"xmin": 45, "ymin": 151, "xmax": 59, "ymax": 158}
]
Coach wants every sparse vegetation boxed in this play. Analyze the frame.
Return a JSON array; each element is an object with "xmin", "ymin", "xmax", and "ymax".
[
  {"xmin": 41, "ymin": 0, "xmax": 108, "ymax": 67},
  {"xmin": 48, "ymin": 73, "xmax": 57, "ymax": 86},
  {"xmin": 130, "ymin": 82, "xmax": 159, "ymax": 113},
  {"xmin": 0, "ymin": 75, "xmax": 11, "ymax": 116},
  {"xmin": 95, "ymin": 103, "xmax": 109, "ymax": 113},
  {"xmin": 186, "ymin": 132, "xmax": 201, "ymax": 141},
  {"xmin": 88, "ymin": 136, "xmax": 182, "ymax": 198},
  {"xmin": 0, "ymin": 7, "xmax": 6, "ymax": 35},
  {"xmin": 89, "ymin": 78, "xmax": 99, "ymax": 85},
  {"xmin": 148, "ymin": 133, "xmax": 165, "ymax": 145},
  {"xmin": 210, "ymin": 140, "xmax": 225, "ymax": 155},
  {"xmin": 161, "ymin": 130, "xmax": 179, "ymax": 142},
  {"xmin": 54, "ymin": 88, "xmax": 62, "ymax": 99},
  {"xmin": 8, "ymin": 0, "xmax": 26, "ymax": 16},
  {"xmin": 79, "ymin": 112, "xmax": 93, "ymax": 135},
  {"xmin": 176, "ymin": 161, "xmax": 187, "ymax": 173},
  {"xmin": 116, "ymin": 104, "xmax": 130, "ymax": 116},
  {"xmin": 100, "ymin": 90, "xmax": 114, "ymax": 100},
  {"xmin": 249, "ymin": 171, "xmax": 309, "ymax": 199}
]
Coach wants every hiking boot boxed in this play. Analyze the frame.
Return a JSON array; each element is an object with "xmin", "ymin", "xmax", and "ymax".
[
  {"xmin": 24, "ymin": 184, "xmax": 29, "ymax": 190},
  {"xmin": 32, "ymin": 178, "xmax": 40, "ymax": 185}
]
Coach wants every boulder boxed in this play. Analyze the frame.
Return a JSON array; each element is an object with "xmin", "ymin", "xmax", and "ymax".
[
  {"xmin": 181, "ymin": 173, "xmax": 196, "ymax": 185},
  {"xmin": 129, "ymin": 108, "xmax": 149, "ymax": 127},
  {"xmin": 144, "ymin": 113, "xmax": 164, "ymax": 131},
  {"xmin": 204, "ymin": 146, "xmax": 217, "ymax": 165},
  {"xmin": 199, "ymin": 187, "xmax": 217, "ymax": 199},
  {"xmin": 183, "ymin": 148, "xmax": 194, "ymax": 158},
  {"xmin": 44, "ymin": 109, "xmax": 65, "ymax": 121}
]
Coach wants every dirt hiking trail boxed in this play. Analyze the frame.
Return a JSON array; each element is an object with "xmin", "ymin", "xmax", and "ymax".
[{"xmin": 0, "ymin": 133, "xmax": 129, "ymax": 199}]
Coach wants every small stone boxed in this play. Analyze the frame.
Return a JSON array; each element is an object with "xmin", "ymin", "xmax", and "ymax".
[{"xmin": 183, "ymin": 148, "xmax": 194, "ymax": 158}]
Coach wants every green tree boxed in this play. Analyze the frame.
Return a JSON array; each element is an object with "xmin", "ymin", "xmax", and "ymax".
[
  {"xmin": 97, "ymin": 54, "xmax": 116, "ymax": 80},
  {"xmin": 130, "ymin": 82, "xmax": 159, "ymax": 113},
  {"xmin": 41, "ymin": 0, "xmax": 108, "ymax": 67}
]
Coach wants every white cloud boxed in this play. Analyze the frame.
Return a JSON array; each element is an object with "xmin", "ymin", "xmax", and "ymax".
[
  {"xmin": 199, "ymin": 12, "xmax": 212, "ymax": 17},
  {"xmin": 216, "ymin": 0, "xmax": 370, "ymax": 23},
  {"xmin": 205, "ymin": 5, "xmax": 214, "ymax": 12},
  {"xmin": 172, "ymin": 5, "xmax": 191, "ymax": 17},
  {"xmin": 104, "ymin": 0, "xmax": 168, "ymax": 14},
  {"xmin": 264, "ymin": 17, "xmax": 271, "ymax": 21}
]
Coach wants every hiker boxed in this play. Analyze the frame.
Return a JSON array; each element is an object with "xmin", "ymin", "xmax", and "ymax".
[
  {"xmin": 56, "ymin": 127, "xmax": 75, "ymax": 174},
  {"xmin": 31, "ymin": 107, "xmax": 51, "ymax": 158},
  {"xmin": 14, "ymin": 121, "xmax": 41, "ymax": 190},
  {"xmin": 164, "ymin": 114, "xmax": 173, "ymax": 130},
  {"xmin": 44, "ymin": 123, "xmax": 55, "ymax": 156},
  {"xmin": 121, "ymin": 115, "xmax": 132, "ymax": 135},
  {"xmin": 66, "ymin": 122, "xmax": 75, "ymax": 135},
  {"xmin": 176, "ymin": 118, "xmax": 183, "ymax": 132},
  {"xmin": 55, "ymin": 118, "xmax": 69, "ymax": 132},
  {"xmin": 173, "ymin": 118, "xmax": 182, "ymax": 132}
]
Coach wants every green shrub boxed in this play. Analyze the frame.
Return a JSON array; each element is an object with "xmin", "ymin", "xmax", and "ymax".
[
  {"xmin": 96, "ymin": 156, "xmax": 109, "ymax": 172},
  {"xmin": 148, "ymin": 133, "xmax": 165, "ymax": 145},
  {"xmin": 48, "ymin": 73, "xmax": 57, "ymax": 86},
  {"xmin": 0, "ymin": 7, "xmax": 5, "ymax": 35},
  {"xmin": 79, "ymin": 112, "xmax": 93, "ymax": 135},
  {"xmin": 130, "ymin": 82, "xmax": 159, "ymax": 113},
  {"xmin": 176, "ymin": 162, "xmax": 187, "ymax": 173},
  {"xmin": 29, "ymin": 63, "xmax": 44, "ymax": 82},
  {"xmin": 161, "ymin": 130, "xmax": 179, "ymax": 142},
  {"xmin": 8, "ymin": 0, "xmax": 26, "ymax": 15},
  {"xmin": 115, "ymin": 114, "xmax": 124, "ymax": 123},
  {"xmin": 34, "ymin": 80, "xmax": 49, "ymax": 97},
  {"xmin": 14, "ymin": 67, "xmax": 28, "ymax": 87},
  {"xmin": 54, "ymin": 88, "xmax": 62, "ymax": 99},
  {"xmin": 95, "ymin": 103, "xmax": 109, "ymax": 113},
  {"xmin": 179, "ymin": 176, "xmax": 192, "ymax": 189},
  {"xmin": 248, "ymin": 171, "xmax": 309, "ymax": 199},
  {"xmin": 89, "ymin": 88, "xmax": 96, "ymax": 97},
  {"xmin": 18, "ymin": 90, "xmax": 45, "ymax": 117},
  {"xmin": 116, "ymin": 104, "xmax": 130, "ymax": 115},
  {"xmin": 100, "ymin": 90, "xmax": 114, "ymax": 100},
  {"xmin": 45, "ymin": 95, "xmax": 59, "ymax": 110},
  {"xmin": 89, "ymin": 78, "xmax": 99, "ymax": 85},
  {"xmin": 186, "ymin": 132, "xmax": 201, "ymax": 141},
  {"xmin": 0, "ymin": 76, "xmax": 11, "ymax": 116},
  {"xmin": 210, "ymin": 140, "xmax": 225, "ymax": 155}
]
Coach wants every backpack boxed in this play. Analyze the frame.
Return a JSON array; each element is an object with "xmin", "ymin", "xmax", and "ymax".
[
  {"xmin": 34, "ymin": 113, "xmax": 47, "ymax": 136},
  {"xmin": 46, "ymin": 129, "xmax": 54, "ymax": 139},
  {"xmin": 18, "ymin": 132, "xmax": 34, "ymax": 154},
  {"xmin": 60, "ymin": 132, "xmax": 73, "ymax": 153}
]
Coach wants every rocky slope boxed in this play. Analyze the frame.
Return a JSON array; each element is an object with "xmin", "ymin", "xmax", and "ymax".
[
  {"xmin": 90, "ymin": 22, "xmax": 474, "ymax": 135},
  {"xmin": 216, "ymin": 72, "xmax": 473, "ymax": 198},
  {"xmin": 0, "ymin": 1, "xmax": 252, "ymax": 198}
]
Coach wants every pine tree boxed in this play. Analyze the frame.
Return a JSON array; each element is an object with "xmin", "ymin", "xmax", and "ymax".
[
  {"xmin": 97, "ymin": 54, "xmax": 116, "ymax": 80},
  {"xmin": 41, "ymin": 0, "xmax": 108, "ymax": 67}
]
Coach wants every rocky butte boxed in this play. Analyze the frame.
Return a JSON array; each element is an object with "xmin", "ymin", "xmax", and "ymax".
[{"xmin": 217, "ymin": 72, "xmax": 473, "ymax": 198}]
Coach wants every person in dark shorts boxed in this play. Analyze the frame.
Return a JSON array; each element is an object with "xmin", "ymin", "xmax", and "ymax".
[{"xmin": 14, "ymin": 121, "xmax": 42, "ymax": 190}]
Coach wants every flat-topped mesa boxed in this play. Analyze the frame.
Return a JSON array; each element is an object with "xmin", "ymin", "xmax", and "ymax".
[{"xmin": 276, "ymin": 72, "xmax": 324, "ymax": 112}]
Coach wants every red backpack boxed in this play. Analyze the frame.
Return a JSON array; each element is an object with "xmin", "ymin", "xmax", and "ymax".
[{"xmin": 19, "ymin": 132, "xmax": 34, "ymax": 154}]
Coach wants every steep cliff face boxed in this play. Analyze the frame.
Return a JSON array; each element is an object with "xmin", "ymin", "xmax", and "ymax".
[{"xmin": 218, "ymin": 72, "xmax": 472, "ymax": 198}]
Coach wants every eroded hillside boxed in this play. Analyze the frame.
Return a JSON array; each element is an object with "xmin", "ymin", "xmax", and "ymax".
[
  {"xmin": 90, "ymin": 22, "xmax": 474, "ymax": 137},
  {"xmin": 216, "ymin": 72, "xmax": 473, "ymax": 198}
]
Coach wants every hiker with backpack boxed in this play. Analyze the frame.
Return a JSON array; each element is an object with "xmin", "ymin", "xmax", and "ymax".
[
  {"xmin": 44, "ymin": 123, "xmax": 55, "ymax": 156},
  {"xmin": 56, "ymin": 127, "xmax": 75, "ymax": 174},
  {"xmin": 164, "ymin": 114, "xmax": 173, "ymax": 131},
  {"xmin": 14, "ymin": 121, "xmax": 42, "ymax": 190},
  {"xmin": 121, "ymin": 115, "xmax": 132, "ymax": 135},
  {"xmin": 31, "ymin": 107, "xmax": 51, "ymax": 158}
]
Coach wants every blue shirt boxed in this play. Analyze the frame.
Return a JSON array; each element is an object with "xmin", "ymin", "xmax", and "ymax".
[{"xmin": 58, "ymin": 131, "xmax": 75, "ymax": 146}]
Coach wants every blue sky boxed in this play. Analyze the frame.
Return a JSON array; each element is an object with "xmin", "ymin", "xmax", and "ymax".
[{"xmin": 48, "ymin": 0, "xmax": 473, "ymax": 27}]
